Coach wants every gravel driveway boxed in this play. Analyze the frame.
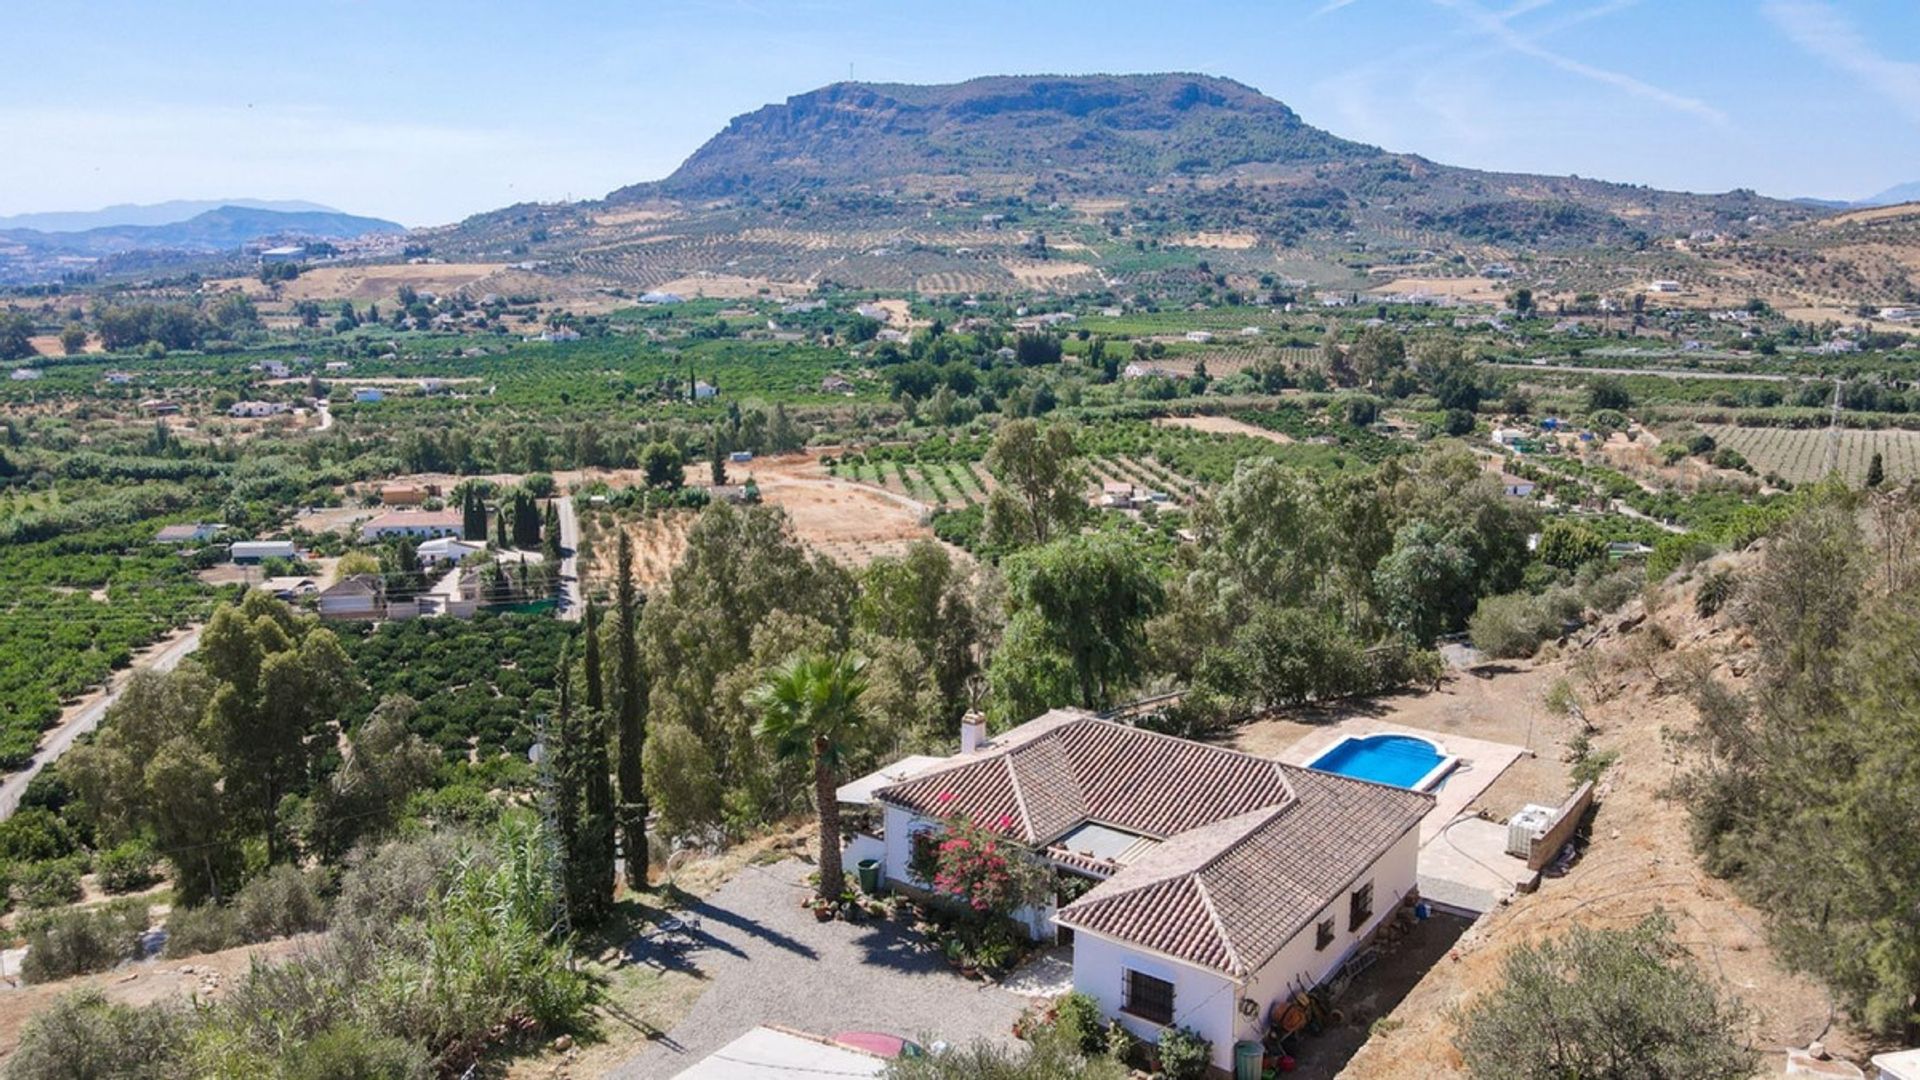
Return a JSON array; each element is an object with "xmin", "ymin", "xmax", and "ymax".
[{"xmin": 608, "ymin": 859, "xmax": 1030, "ymax": 1079}]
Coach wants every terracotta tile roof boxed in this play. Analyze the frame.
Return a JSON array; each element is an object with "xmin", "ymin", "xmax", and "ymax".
[
  {"xmin": 1058, "ymin": 768, "xmax": 1431, "ymax": 977},
  {"xmin": 875, "ymin": 709, "xmax": 1432, "ymax": 977},
  {"xmin": 875, "ymin": 711, "xmax": 1293, "ymax": 845}
]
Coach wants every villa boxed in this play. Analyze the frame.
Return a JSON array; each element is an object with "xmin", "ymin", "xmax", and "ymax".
[{"xmin": 844, "ymin": 709, "xmax": 1432, "ymax": 1073}]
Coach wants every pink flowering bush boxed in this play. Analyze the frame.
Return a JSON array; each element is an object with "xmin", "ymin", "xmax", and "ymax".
[{"xmin": 929, "ymin": 813, "xmax": 1049, "ymax": 917}]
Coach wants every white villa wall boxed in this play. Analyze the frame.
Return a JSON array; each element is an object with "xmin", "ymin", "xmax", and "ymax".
[
  {"xmin": 1071, "ymin": 935, "xmax": 1236, "ymax": 1068},
  {"xmin": 880, "ymin": 804, "xmax": 923, "ymax": 888},
  {"xmin": 1233, "ymin": 827, "xmax": 1421, "ymax": 1050},
  {"xmin": 878, "ymin": 804, "xmax": 1056, "ymax": 936},
  {"xmin": 1068, "ymin": 824, "xmax": 1421, "ymax": 1072}
]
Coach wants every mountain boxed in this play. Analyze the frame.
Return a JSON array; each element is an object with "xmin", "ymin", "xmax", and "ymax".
[
  {"xmin": 0, "ymin": 206, "xmax": 404, "ymax": 257},
  {"xmin": 615, "ymin": 73, "xmax": 1378, "ymax": 201},
  {"xmin": 419, "ymin": 74, "xmax": 1837, "ymax": 300},
  {"xmin": 0, "ymin": 199, "xmax": 342, "ymax": 233},
  {"xmin": 597, "ymin": 74, "xmax": 1807, "ymax": 246},
  {"xmin": 1858, "ymin": 181, "xmax": 1920, "ymax": 207}
]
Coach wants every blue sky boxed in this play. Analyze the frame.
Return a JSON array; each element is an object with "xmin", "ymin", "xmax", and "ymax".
[{"xmin": 4, "ymin": 0, "xmax": 1917, "ymax": 226}]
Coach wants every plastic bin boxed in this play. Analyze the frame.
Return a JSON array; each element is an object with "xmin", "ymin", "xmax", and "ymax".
[
  {"xmin": 857, "ymin": 858, "xmax": 883, "ymax": 895},
  {"xmin": 1233, "ymin": 1040, "xmax": 1264, "ymax": 1080}
]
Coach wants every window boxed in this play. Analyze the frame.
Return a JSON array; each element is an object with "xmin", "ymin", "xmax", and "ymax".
[
  {"xmin": 1348, "ymin": 881, "xmax": 1375, "ymax": 931},
  {"xmin": 1315, "ymin": 917, "xmax": 1336, "ymax": 951},
  {"xmin": 1123, "ymin": 969, "xmax": 1176, "ymax": 1026}
]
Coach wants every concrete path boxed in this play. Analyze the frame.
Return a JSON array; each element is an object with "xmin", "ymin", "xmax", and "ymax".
[
  {"xmin": 608, "ymin": 859, "xmax": 1027, "ymax": 1079},
  {"xmin": 0, "ymin": 625, "xmax": 202, "ymax": 819}
]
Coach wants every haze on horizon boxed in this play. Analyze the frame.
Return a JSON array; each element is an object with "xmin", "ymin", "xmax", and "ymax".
[{"xmin": 4, "ymin": 0, "xmax": 1916, "ymax": 227}]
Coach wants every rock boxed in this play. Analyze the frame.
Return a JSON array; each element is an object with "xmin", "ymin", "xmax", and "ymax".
[{"xmin": 554, "ymin": 1034, "xmax": 574, "ymax": 1052}]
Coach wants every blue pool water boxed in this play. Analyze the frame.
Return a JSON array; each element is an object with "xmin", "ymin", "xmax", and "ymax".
[{"xmin": 1309, "ymin": 734, "xmax": 1448, "ymax": 789}]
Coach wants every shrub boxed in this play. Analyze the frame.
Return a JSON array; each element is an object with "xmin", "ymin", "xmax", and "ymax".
[
  {"xmin": 1154, "ymin": 1026, "xmax": 1212, "ymax": 1080},
  {"xmin": 232, "ymin": 864, "xmax": 331, "ymax": 942},
  {"xmin": 9, "ymin": 990, "xmax": 190, "ymax": 1080},
  {"xmin": 98, "ymin": 839, "xmax": 162, "ymax": 894},
  {"xmin": 884, "ymin": 1021, "xmax": 1129, "ymax": 1079},
  {"xmin": 166, "ymin": 864, "xmax": 330, "ymax": 958},
  {"xmin": 1469, "ymin": 589, "xmax": 1582, "ymax": 659},
  {"xmin": 1453, "ymin": 914, "xmax": 1753, "ymax": 1080},
  {"xmin": 1052, "ymin": 991, "xmax": 1108, "ymax": 1054},
  {"xmin": 17, "ymin": 856, "xmax": 86, "ymax": 909},
  {"xmin": 21, "ymin": 898, "xmax": 150, "ymax": 983},
  {"xmin": 1695, "ymin": 567, "xmax": 1736, "ymax": 618},
  {"xmin": 163, "ymin": 903, "xmax": 242, "ymax": 958},
  {"xmin": 282, "ymin": 1025, "xmax": 433, "ymax": 1080}
]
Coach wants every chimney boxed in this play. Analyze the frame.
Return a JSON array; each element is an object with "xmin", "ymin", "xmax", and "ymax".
[{"xmin": 959, "ymin": 711, "xmax": 987, "ymax": 755}]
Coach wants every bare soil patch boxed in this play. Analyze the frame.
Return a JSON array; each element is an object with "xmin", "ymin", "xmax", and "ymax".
[
  {"xmin": 653, "ymin": 273, "xmax": 803, "ymax": 300},
  {"xmin": 1173, "ymin": 231, "xmax": 1260, "ymax": 250},
  {"xmin": 1155, "ymin": 414, "xmax": 1295, "ymax": 444},
  {"xmin": 748, "ymin": 453, "xmax": 934, "ymax": 566},
  {"xmin": 1366, "ymin": 276, "xmax": 1506, "ymax": 303},
  {"xmin": 210, "ymin": 262, "xmax": 513, "ymax": 302}
]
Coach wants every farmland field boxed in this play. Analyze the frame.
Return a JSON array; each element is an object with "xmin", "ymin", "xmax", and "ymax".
[{"xmin": 1699, "ymin": 424, "xmax": 1920, "ymax": 485}]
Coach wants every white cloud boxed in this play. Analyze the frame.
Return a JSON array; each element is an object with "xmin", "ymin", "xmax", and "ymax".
[
  {"xmin": 1431, "ymin": 0, "xmax": 1727, "ymax": 124},
  {"xmin": 1765, "ymin": 0, "xmax": 1920, "ymax": 124}
]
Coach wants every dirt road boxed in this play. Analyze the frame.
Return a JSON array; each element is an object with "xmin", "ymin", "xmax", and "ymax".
[{"xmin": 0, "ymin": 625, "xmax": 203, "ymax": 819}]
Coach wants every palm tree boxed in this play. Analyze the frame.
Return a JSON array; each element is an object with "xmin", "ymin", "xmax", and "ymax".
[{"xmin": 751, "ymin": 652, "xmax": 870, "ymax": 906}]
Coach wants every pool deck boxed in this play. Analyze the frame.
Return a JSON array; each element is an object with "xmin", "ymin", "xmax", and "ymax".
[{"xmin": 1279, "ymin": 720, "xmax": 1535, "ymax": 913}]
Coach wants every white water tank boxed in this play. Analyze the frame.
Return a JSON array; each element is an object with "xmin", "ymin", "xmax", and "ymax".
[{"xmin": 1507, "ymin": 804, "xmax": 1557, "ymax": 859}]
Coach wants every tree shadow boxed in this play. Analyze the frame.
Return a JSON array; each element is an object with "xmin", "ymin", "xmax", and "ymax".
[
  {"xmin": 679, "ymin": 893, "xmax": 821, "ymax": 961},
  {"xmin": 849, "ymin": 920, "xmax": 946, "ymax": 976}
]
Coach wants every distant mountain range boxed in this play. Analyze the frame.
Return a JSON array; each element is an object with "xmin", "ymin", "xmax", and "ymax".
[
  {"xmin": 1859, "ymin": 181, "xmax": 1920, "ymax": 207},
  {"xmin": 0, "ymin": 206, "xmax": 404, "ymax": 257},
  {"xmin": 0, "ymin": 199, "xmax": 344, "ymax": 233},
  {"xmin": 0, "ymin": 204, "xmax": 406, "ymax": 284}
]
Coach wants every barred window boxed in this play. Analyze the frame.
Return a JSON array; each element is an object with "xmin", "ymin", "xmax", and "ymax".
[
  {"xmin": 1123, "ymin": 969, "xmax": 1176, "ymax": 1025},
  {"xmin": 1349, "ymin": 881, "xmax": 1375, "ymax": 931},
  {"xmin": 1316, "ymin": 917, "xmax": 1336, "ymax": 951}
]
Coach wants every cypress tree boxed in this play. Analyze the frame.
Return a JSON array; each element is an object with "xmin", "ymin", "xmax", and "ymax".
[
  {"xmin": 1866, "ymin": 452, "xmax": 1885, "ymax": 489},
  {"xmin": 543, "ymin": 501, "xmax": 562, "ymax": 562},
  {"xmin": 580, "ymin": 603, "xmax": 615, "ymax": 917},
  {"xmin": 615, "ymin": 531, "xmax": 649, "ymax": 890},
  {"xmin": 549, "ymin": 642, "xmax": 584, "ymax": 926},
  {"xmin": 462, "ymin": 487, "xmax": 486, "ymax": 541}
]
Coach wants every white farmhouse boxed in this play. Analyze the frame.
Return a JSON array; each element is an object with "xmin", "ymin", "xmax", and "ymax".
[
  {"xmin": 847, "ymin": 710, "xmax": 1430, "ymax": 1074},
  {"xmin": 359, "ymin": 510, "xmax": 464, "ymax": 542}
]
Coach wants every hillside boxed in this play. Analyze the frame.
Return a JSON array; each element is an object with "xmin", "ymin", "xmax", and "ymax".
[
  {"xmin": 613, "ymin": 73, "xmax": 1380, "ymax": 200},
  {"xmin": 405, "ymin": 75, "xmax": 1906, "ymax": 309}
]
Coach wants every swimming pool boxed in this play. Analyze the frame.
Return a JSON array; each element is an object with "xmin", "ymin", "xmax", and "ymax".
[{"xmin": 1308, "ymin": 732, "xmax": 1456, "ymax": 791}]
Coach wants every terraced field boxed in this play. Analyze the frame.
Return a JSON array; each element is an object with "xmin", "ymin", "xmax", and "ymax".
[{"xmin": 1700, "ymin": 424, "xmax": 1920, "ymax": 485}]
